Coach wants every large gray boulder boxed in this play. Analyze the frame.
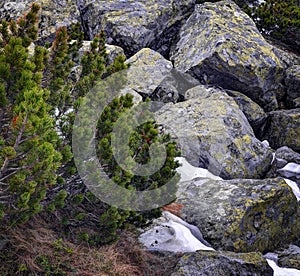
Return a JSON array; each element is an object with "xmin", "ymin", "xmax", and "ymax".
[
  {"xmin": 124, "ymin": 48, "xmax": 173, "ymax": 97},
  {"xmin": 170, "ymin": 0, "xmax": 284, "ymax": 111},
  {"xmin": 155, "ymin": 86, "xmax": 273, "ymax": 179},
  {"xmin": 0, "ymin": 0, "xmax": 80, "ymax": 43},
  {"xmin": 176, "ymin": 177, "xmax": 300, "ymax": 253},
  {"xmin": 262, "ymin": 109, "xmax": 300, "ymax": 152},
  {"xmin": 78, "ymin": 0, "xmax": 195, "ymax": 57},
  {"xmin": 172, "ymin": 251, "xmax": 273, "ymax": 276}
]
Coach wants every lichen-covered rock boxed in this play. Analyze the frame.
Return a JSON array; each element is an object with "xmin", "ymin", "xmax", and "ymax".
[
  {"xmin": 267, "ymin": 146, "xmax": 300, "ymax": 179},
  {"xmin": 176, "ymin": 177, "xmax": 300, "ymax": 253},
  {"xmin": 286, "ymin": 65, "xmax": 300, "ymax": 108},
  {"xmin": 271, "ymin": 42, "xmax": 300, "ymax": 69},
  {"xmin": 226, "ymin": 90, "xmax": 267, "ymax": 136},
  {"xmin": 275, "ymin": 147, "xmax": 300, "ymax": 164},
  {"xmin": 262, "ymin": 109, "xmax": 300, "ymax": 152},
  {"xmin": 77, "ymin": 41, "xmax": 125, "ymax": 64},
  {"xmin": 277, "ymin": 244, "xmax": 300, "ymax": 269},
  {"xmin": 172, "ymin": 251, "xmax": 273, "ymax": 276},
  {"xmin": 78, "ymin": 0, "xmax": 196, "ymax": 57},
  {"xmin": 106, "ymin": 44, "xmax": 126, "ymax": 64},
  {"xmin": 155, "ymin": 87, "xmax": 273, "ymax": 179},
  {"xmin": 0, "ymin": 0, "xmax": 80, "ymax": 43},
  {"xmin": 124, "ymin": 48, "xmax": 173, "ymax": 97},
  {"xmin": 170, "ymin": 0, "xmax": 284, "ymax": 111}
]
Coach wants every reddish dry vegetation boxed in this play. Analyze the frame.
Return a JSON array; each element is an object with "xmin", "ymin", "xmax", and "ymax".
[
  {"xmin": 0, "ymin": 216, "xmax": 180, "ymax": 275},
  {"xmin": 162, "ymin": 202, "xmax": 184, "ymax": 217}
]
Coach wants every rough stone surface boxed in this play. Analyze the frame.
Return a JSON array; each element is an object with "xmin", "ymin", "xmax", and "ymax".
[
  {"xmin": 275, "ymin": 147, "xmax": 300, "ymax": 164},
  {"xmin": 124, "ymin": 48, "xmax": 173, "ymax": 97},
  {"xmin": 170, "ymin": 0, "xmax": 284, "ymax": 111},
  {"xmin": 78, "ymin": 0, "xmax": 196, "ymax": 57},
  {"xmin": 267, "ymin": 147, "xmax": 300, "ymax": 179},
  {"xmin": 77, "ymin": 41, "xmax": 125, "ymax": 63},
  {"xmin": 271, "ymin": 43, "xmax": 300, "ymax": 69},
  {"xmin": 155, "ymin": 87, "xmax": 273, "ymax": 179},
  {"xmin": 172, "ymin": 251, "xmax": 273, "ymax": 276},
  {"xmin": 150, "ymin": 69, "xmax": 200, "ymax": 103},
  {"xmin": 226, "ymin": 90, "xmax": 267, "ymax": 136},
  {"xmin": 176, "ymin": 177, "xmax": 300, "ymax": 253},
  {"xmin": 0, "ymin": 0, "xmax": 80, "ymax": 43},
  {"xmin": 288, "ymin": 97, "xmax": 300, "ymax": 108},
  {"xmin": 277, "ymin": 245, "xmax": 300, "ymax": 270},
  {"xmin": 262, "ymin": 109, "xmax": 300, "ymax": 152},
  {"xmin": 286, "ymin": 65, "xmax": 300, "ymax": 108}
]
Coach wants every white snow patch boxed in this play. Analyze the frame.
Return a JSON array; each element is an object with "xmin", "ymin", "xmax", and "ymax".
[
  {"xmin": 266, "ymin": 259, "xmax": 300, "ymax": 276},
  {"xmin": 258, "ymin": 0, "xmax": 266, "ymax": 4},
  {"xmin": 261, "ymin": 140, "xmax": 270, "ymax": 148},
  {"xmin": 278, "ymin": 163, "xmax": 300, "ymax": 179},
  {"xmin": 257, "ymin": 0, "xmax": 266, "ymax": 5},
  {"xmin": 284, "ymin": 179, "xmax": 300, "ymax": 201},
  {"xmin": 175, "ymin": 157, "xmax": 222, "ymax": 182},
  {"xmin": 139, "ymin": 211, "xmax": 214, "ymax": 253}
]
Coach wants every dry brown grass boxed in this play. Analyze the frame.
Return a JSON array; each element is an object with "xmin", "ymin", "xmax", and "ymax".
[
  {"xmin": 0, "ymin": 216, "xmax": 180, "ymax": 275},
  {"xmin": 0, "ymin": 216, "xmax": 139, "ymax": 275}
]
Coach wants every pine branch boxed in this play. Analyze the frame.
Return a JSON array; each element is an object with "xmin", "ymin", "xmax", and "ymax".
[{"xmin": 0, "ymin": 114, "xmax": 28, "ymax": 179}]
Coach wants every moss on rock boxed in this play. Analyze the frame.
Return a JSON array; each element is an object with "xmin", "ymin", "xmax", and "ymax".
[
  {"xmin": 177, "ymin": 178, "xmax": 300, "ymax": 253},
  {"xmin": 262, "ymin": 108, "xmax": 300, "ymax": 152},
  {"xmin": 172, "ymin": 250, "xmax": 273, "ymax": 275},
  {"xmin": 156, "ymin": 87, "xmax": 273, "ymax": 179},
  {"xmin": 170, "ymin": 0, "xmax": 284, "ymax": 111}
]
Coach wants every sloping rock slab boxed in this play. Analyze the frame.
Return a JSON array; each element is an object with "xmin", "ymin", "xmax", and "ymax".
[
  {"xmin": 176, "ymin": 177, "xmax": 300, "ymax": 253},
  {"xmin": 78, "ymin": 0, "xmax": 195, "ymax": 57},
  {"xmin": 170, "ymin": 0, "xmax": 284, "ymax": 111},
  {"xmin": 226, "ymin": 90, "xmax": 267, "ymax": 136},
  {"xmin": 155, "ymin": 87, "xmax": 272, "ymax": 179},
  {"xmin": 172, "ymin": 251, "xmax": 273, "ymax": 276}
]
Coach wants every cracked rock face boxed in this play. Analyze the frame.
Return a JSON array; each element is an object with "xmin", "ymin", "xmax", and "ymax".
[
  {"xmin": 155, "ymin": 86, "xmax": 273, "ymax": 179},
  {"xmin": 78, "ymin": 0, "xmax": 196, "ymax": 57},
  {"xmin": 176, "ymin": 178, "xmax": 300, "ymax": 253},
  {"xmin": 170, "ymin": 0, "xmax": 284, "ymax": 111}
]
